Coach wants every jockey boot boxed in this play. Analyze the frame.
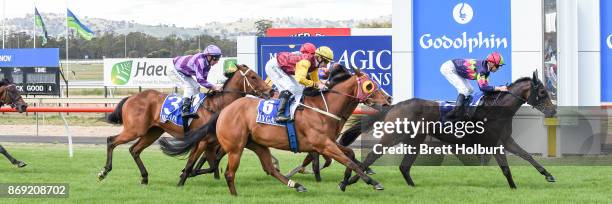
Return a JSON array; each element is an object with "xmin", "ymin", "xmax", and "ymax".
[
  {"xmin": 445, "ymin": 94, "xmax": 466, "ymax": 121},
  {"xmin": 181, "ymin": 97, "xmax": 199, "ymax": 119},
  {"xmin": 275, "ymin": 90, "xmax": 293, "ymax": 123},
  {"xmin": 181, "ymin": 97, "xmax": 198, "ymax": 134}
]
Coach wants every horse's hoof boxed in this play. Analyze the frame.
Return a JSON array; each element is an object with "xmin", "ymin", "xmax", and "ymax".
[
  {"xmin": 15, "ymin": 161, "xmax": 27, "ymax": 168},
  {"xmin": 373, "ymin": 183, "xmax": 384, "ymax": 190},
  {"xmin": 97, "ymin": 172, "xmax": 106, "ymax": 181},
  {"xmin": 141, "ymin": 179, "xmax": 148, "ymax": 185},
  {"xmin": 338, "ymin": 182, "xmax": 347, "ymax": 192},
  {"xmin": 296, "ymin": 185, "xmax": 307, "ymax": 193},
  {"xmin": 365, "ymin": 169, "xmax": 376, "ymax": 175},
  {"xmin": 546, "ymin": 175, "xmax": 556, "ymax": 182}
]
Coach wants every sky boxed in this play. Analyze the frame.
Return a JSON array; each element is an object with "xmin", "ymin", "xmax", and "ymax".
[{"xmin": 3, "ymin": 0, "xmax": 391, "ymax": 27}]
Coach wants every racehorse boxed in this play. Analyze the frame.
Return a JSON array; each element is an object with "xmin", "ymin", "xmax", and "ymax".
[
  {"xmin": 97, "ymin": 64, "xmax": 272, "ymax": 184},
  {"xmin": 0, "ymin": 79, "xmax": 28, "ymax": 168},
  {"xmin": 339, "ymin": 71, "xmax": 557, "ymax": 190},
  {"xmin": 161, "ymin": 64, "xmax": 392, "ymax": 195}
]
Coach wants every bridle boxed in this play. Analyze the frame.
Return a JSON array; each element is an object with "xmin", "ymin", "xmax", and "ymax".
[
  {"xmin": 325, "ymin": 73, "xmax": 391, "ymax": 107},
  {"xmin": 203, "ymin": 66, "xmax": 270, "ymax": 113},
  {"xmin": 505, "ymin": 80, "xmax": 541, "ymax": 106},
  {"xmin": 480, "ymin": 80, "xmax": 542, "ymax": 119},
  {"xmin": 212, "ymin": 66, "xmax": 268, "ymax": 99}
]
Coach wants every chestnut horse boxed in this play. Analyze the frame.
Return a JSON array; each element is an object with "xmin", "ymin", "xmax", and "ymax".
[
  {"xmin": 161, "ymin": 64, "xmax": 392, "ymax": 195},
  {"xmin": 98, "ymin": 64, "xmax": 272, "ymax": 184},
  {"xmin": 0, "ymin": 79, "xmax": 28, "ymax": 168}
]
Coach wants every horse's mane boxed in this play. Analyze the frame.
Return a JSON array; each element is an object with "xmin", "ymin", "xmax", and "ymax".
[
  {"xmin": 507, "ymin": 77, "xmax": 532, "ymax": 88},
  {"xmin": 201, "ymin": 66, "xmax": 239, "ymax": 98},
  {"xmin": 327, "ymin": 65, "xmax": 352, "ymax": 86},
  {"xmin": 222, "ymin": 69, "xmax": 237, "ymax": 89},
  {"xmin": 303, "ymin": 64, "xmax": 352, "ymax": 96}
]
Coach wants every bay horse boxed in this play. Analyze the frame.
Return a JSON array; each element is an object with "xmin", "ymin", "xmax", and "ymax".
[
  {"xmin": 0, "ymin": 79, "xmax": 28, "ymax": 168},
  {"xmin": 98, "ymin": 64, "xmax": 272, "ymax": 184},
  {"xmin": 340, "ymin": 71, "xmax": 557, "ymax": 190},
  {"xmin": 161, "ymin": 64, "xmax": 392, "ymax": 196}
]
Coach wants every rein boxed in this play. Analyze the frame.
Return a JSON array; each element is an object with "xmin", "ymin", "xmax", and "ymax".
[
  {"xmin": 478, "ymin": 85, "xmax": 532, "ymax": 119},
  {"xmin": 296, "ymin": 101, "xmax": 343, "ymax": 121},
  {"xmin": 202, "ymin": 67, "xmax": 267, "ymax": 113},
  {"xmin": 298, "ymin": 74, "xmax": 383, "ymax": 121},
  {"xmin": 507, "ymin": 91, "xmax": 527, "ymax": 103}
]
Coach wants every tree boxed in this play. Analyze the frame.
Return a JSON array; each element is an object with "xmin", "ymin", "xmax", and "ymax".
[
  {"xmin": 255, "ymin": 19, "xmax": 273, "ymax": 37},
  {"xmin": 356, "ymin": 21, "xmax": 392, "ymax": 28},
  {"xmin": 127, "ymin": 50, "xmax": 139, "ymax": 58},
  {"xmin": 157, "ymin": 49, "xmax": 171, "ymax": 57},
  {"xmin": 184, "ymin": 49, "xmax": 200, "ymax": 55},
  {"xmin": 146, "ymin": 50, "xmax": 160, "ymax": 58},
  {"xmin": 4, "ymin": 31, "xmax": 237, "ymax": 59}
]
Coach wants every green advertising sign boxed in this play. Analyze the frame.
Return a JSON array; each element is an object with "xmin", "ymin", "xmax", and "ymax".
[{"xmin": 111, "ymin": 60, "xmax": 132, "ymax": 85}]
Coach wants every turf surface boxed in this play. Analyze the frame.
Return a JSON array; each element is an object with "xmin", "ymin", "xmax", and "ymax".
[{"xmin": 0, "ymin": 144, "xmax": 610, "ymax": 203}]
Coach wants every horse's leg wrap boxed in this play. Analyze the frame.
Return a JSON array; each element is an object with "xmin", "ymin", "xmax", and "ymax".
[{"xmin": 287, "ymin": 179, "xmax": 307, "ymax": 192}]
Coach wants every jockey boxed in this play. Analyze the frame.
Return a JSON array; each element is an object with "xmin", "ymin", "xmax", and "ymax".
[
  {"xmin": 170, "ymin": 45, "xmax": 223, "ymax": 120},
  {"xmin": 302, "ymin": 43, "xmax": 331, "ymax": 81},
  {"xmin": 265, "ymin": 43, "xmax": 317, "ymax": 88},
  {"xmin": 265, "ymin": 44, "xmax": 333, "ymax": 122},
  {"xmin": 440, "ymin": 51, "xmax": 508, "ymax": 119}
]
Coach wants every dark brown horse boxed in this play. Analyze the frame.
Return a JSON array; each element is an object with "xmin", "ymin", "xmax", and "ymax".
[
  {"xmin": 340, "ymin": 71, "xmax": 557, "ymax": 190},
  {"xmin": 98, "ymin": 64, "xmax": 272, "ymax": 184},
  {"xmin": 0, "ymin": 79, "xmax": 28, "ymax": 168},
  {"xmin": 161, "ymin": 64, "xmax": 392, "ymax": 195}
]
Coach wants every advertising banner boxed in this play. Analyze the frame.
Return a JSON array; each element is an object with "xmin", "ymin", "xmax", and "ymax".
[
  {"xmin": 413, "ymin": 0, "xmax": 512, "ymax": 100},
  {"xmin": 266, "ymin": 28, "xmax": 351, "ymax": 37},
  {"xmin": 104, "ymin": 58, "xmax": 175, "ymax": 87},
  {"xmin": 257, "ymin": 36, "xmax": 392, "ymax": 94},
  {"xmin": 104, "ymin": 58, "xmax": 232, "ymax": 88},
  {"xmin": 602, "ymin": 0, "xmax": 611, "ymax": 102}
]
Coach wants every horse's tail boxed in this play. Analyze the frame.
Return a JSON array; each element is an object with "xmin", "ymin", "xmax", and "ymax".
[
  {"xmin": 160, "ymin": 112, "xmax": 220, "ymax": 156},
  {"xmin": 338, "ymin": 104, "xmax": 396, "ymax": 146},
  {"xmin": 106, "ymin": 97, "xmax": 129, "ymax": 125}
]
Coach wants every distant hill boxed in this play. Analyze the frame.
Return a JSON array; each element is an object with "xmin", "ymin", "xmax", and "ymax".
[{"xmin": 6, "ymin": 13, "xmax": 391, "ymax": 39}]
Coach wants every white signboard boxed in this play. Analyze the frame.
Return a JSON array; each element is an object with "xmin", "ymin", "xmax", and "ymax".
[{"xmin": 103, "ymin": 58, "xmax": 230, "ymax": 88}]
